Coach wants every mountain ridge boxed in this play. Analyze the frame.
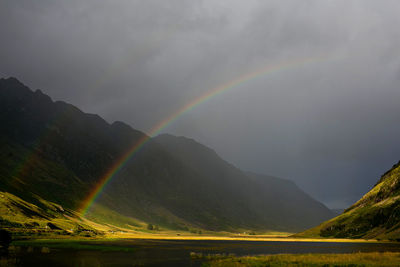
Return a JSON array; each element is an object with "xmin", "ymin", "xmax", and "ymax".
[{"xmin": 0, "ymin": 77, "xmax": 335, "ymax": 233}]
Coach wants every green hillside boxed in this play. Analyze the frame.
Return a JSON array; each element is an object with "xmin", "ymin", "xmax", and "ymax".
[
  {"xmin": 297, "ymin": 161, "xmax": 400, "ymax": 240},
  {"xmin": 0, "ymin": 191, "xmax": 102, "ymax": 238}
]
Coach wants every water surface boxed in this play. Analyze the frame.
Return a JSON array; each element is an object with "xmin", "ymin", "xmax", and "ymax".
[{"xmin": 2, "ymin": 239, "xmax": 400, "ymax": 266}]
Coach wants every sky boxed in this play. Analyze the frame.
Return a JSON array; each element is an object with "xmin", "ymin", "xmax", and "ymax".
[{"xmin": 1, "ymin": 0, "xmax": 400, "ymax": 208}]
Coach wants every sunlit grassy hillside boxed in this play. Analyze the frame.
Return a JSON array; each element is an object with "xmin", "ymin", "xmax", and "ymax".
[
  {"xmin": 0, "ymin": 191, "xmax": 101, "ymax": 239},
  {"xmin": 297, "ymin": 161, "xmax": 400, "ymax": 240}
]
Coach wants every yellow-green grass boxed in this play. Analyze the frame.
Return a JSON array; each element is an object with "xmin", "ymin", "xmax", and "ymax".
[
  {"xmin": 94, "ymin": 233, "xmax": 380, "ymax": 243},
  {"xmin": 0, "ymin": 191, "xmax": 103, "ymax": 239},
  {"xmin": 0, "ymin": 191, "xmax": 296, "ymax": 241},
  {"xmin": 204, "ymin": 252, "xmax": 400, "ymax": 266},
  {"xmin": 297, "ymin": 163, "xmax": 400, "ymax": 240},
  {"xmin": 1, "ymin": 191, "xmax": 294, "ymax": 241},
  {"xmin": 82, "ymin": 203, "xmax": 146, "ymax": 230},
  {"xmin": 0, "ymin": 191, "xmax": 391, "ymax": 243}
]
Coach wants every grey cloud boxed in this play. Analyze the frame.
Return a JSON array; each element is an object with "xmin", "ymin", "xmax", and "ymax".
[{"xmin": 1, "ymin": 0, "xmax": 400, "ymax": 208}]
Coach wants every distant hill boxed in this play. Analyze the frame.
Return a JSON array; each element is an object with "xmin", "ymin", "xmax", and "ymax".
[
  {"xmin": 297, "ymin": 161, "xmax": 400, "ymax": 239},
  {"xmin": 0, "ymin": 77, "xmax": 334, "ymax": 233},
  {"xmin": 155, "ymin": 134, "xmax": 335, "ymax": 231}
]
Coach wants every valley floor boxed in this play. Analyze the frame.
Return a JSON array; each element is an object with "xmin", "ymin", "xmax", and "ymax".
[
  {"xmin": 84, "ymin": 232, "xmax": 381, "ymax": 243},
  {"xmin": 7, "ymin": 229, "xmax": 386, "ymax": 243}
]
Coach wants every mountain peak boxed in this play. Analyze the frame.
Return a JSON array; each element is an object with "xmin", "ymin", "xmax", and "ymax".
[
  {"xmin": 0, "ymin": 76, "xmax": 31, "ymax": 93},
  {"xmin": 0, "ymin": 77, "xmax": 52, "ymax": 104},
  {"xmin": 1, "ymin": 76, "xmax": 23, "ymax": 84},
  {"xmin": 111, "ymin": 121, "xmax": 134, "ymax": 132}
]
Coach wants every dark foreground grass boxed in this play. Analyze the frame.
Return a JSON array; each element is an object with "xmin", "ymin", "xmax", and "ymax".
[{"xmin": 202, "ymin": 252, "xmax": 400, "ymax": 267}]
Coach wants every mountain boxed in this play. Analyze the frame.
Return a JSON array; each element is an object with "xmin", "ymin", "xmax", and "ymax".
[
  {"xmin": 0, "ymin": 77, "xmax": 334, "ymax": 233},
  {"xmin": 297, "ymin": 161, "xmax": 400, "ymax": 240},
  {"xmin": 154, "ymin": 134, "xmax": 335, "ymax": 231}
]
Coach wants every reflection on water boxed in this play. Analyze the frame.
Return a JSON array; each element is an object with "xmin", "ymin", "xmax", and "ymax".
[{"xmin": 2, "ymin": 239, "xmax": 400, "ymax": 267}]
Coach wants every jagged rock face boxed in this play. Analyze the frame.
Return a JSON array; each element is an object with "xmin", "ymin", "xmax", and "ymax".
[{"xmin": 0, "ymin": 77, "xmax": 334, "ymax": 232}]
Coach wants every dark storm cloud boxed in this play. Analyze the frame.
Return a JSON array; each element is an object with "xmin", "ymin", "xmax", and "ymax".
[{"xmin": 1, "ymin": 0, "xmax": 400, "ymax": 208}]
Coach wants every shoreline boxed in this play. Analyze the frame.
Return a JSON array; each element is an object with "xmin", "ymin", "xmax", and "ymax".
[{"xmin": 11, "ymin": 234, "xmax": 388, "ymax": 244}]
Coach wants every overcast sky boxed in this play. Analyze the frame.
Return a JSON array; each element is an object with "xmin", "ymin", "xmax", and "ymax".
[{"xmin": 1, "ymin": 0, "xmax": 400, "ymax": 208}]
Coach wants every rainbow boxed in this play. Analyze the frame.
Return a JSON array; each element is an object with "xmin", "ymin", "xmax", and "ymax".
[{"xmin": 79, "ymin": 56, "xmax": 326, "ymax": 215}]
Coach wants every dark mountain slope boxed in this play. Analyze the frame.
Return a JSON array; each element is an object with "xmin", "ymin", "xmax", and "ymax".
[
  {"xmin": 298, "ymin": 161, "xmax": 400, "ymax": 239},
  {"xmin": 244, "ymin": 172, "xmax": 335, "ymax": 230},
  {"xmin": 0, "ymin": 77, "xmax": 334, "ymax": 232},
  {"xmin": 0, "ymin": 77, "xmax": 146, "ymax": 210},
  {"xmin": 0, "ymin": 77, "xmax": 200, "ymax": 229},
  {"xmin": 154, "ymin": 134, "xmax": 335, "ymax": 231}
]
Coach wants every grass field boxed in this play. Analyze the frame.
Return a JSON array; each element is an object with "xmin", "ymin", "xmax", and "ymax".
[
  {"xmin": 9, "ymin": 231, "xmax": 384, "ymax": 243},
  {"xmin": 202, "ymin": 252, "xmax": 400, "ymax": 266},
  {"xmin": 0, "ymin": 191, "xmax": 393, "ymax": 244}
]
